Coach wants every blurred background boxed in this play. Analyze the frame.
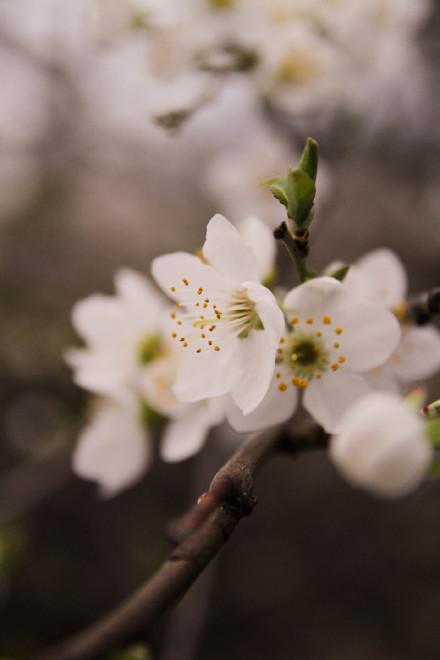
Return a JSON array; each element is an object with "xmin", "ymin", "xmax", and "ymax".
[{"xmin": 0, "ymin": 1, "xmax": 439, "ymax": 658}]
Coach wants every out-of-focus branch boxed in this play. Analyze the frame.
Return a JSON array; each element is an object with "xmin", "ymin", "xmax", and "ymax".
[
  {"xmin": 36, "ymin": 425, "xmax": 327, "ymax": 660},
  {"xmin": 407, "ymin": 288, "xmax": 440, "ymax": 325}
]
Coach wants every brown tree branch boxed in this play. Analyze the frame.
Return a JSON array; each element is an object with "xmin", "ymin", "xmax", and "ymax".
[
  {"xmin": 36, "ymin": 426, "xmax": 327, "ymax": 660},
  {"xmin": 407, "ymin": 287, "xmax": 440, "ymax": 325}
]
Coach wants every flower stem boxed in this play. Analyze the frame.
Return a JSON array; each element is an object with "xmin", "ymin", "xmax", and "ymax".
[{"xmin": 274, "ymin": 221, "xmax": 315, "ymax": 283}]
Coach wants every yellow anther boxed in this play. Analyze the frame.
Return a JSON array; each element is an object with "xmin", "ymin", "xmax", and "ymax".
[
  {"xmin": 183, "ymin": 342, "xmax": 188, "ymax": 348},
  {"xmin": 208, "ymin": 340, "xmax": 213, "ymax": 346},
  {"xmin": 203, "ymin": 303, "xmax": 208, "ymax": 308},
  {"xmin": 331, "ymin": 363, "xmax": 339, "ymax": 371},
  {"xmin": 196, "ymin": 302, "xmax": 200, "ymax": 307},
  {"xmin": 182, "ymin": 278, "xmax": 189, "ymax": 286},
  {"xmin": 322, "ymin": 315, "xmax": 332, "ymax": 325},
  {"xmin": 171, "ymin": 332, "xmax": 177, "ymax": 338},
  {"xmin": 179, "ymin": 337, "xmax": 185, "ymax": 342},
  {"xmin": 335, "ymin": 327, "xmax": 343, "ymax": 335},
  {"xmin": 333, "ymin": 342, "xmax": 340, "ymax": 348},
  {"xmin": 315, "ymin": 331, "xmax": 322, "ymax": 337},
  {"xmin": 170, "ymin": 286, "xmax": 176, "ymax": 292},
  {"xmin": 278, "ymin": 382, "xmax": 288, "ymax": 392},
  {"xmin": 200, "ymin": 315, "xmax": 205, "ymax": 319},
  {"xmin": 201, "ymin": 333, "xmax": 206, "ymax": 339},
  {"xmin": 279, "ymin": 337, "xmax": 286, "ymax": 344},
  {"xmin": 214, "ymin": 346, "xmax": 220, "ymax": 351},
  {"xmin": 291, "ymin": 353, "xmax": 298, "ymax": 361},
  {"xmin": 197, "ymin": 287, "xmax": 203, "ymax": 295},
  {"xmin": 170, "ymin": 312, "xmax": 176, "ymax": 319},
  {"xmin": 196, "ymin": 348, "xmax": 202, "ymax": 353},
  {"xmin": 204, "ymin": 298, "xmax": 210, "ymax": 303},
  {"xmin": 209, "ymin": 325, "xmax": 216, "ymax": 332},
  {"xmin": 306, "ymin": 318, "xmax": 314, "ymax": 325},
  {"xmin": 290, "ymin": 316, "xmax": 299, "ymax": 325},
  {"xmin": 338, "ymin": 356, "xmax": 346, "ymax": 364}
]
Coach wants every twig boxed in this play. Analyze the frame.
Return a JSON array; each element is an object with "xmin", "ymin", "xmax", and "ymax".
[{"xmin": 36, "ymin": 427, "xmax": 327, "ymax": 660}]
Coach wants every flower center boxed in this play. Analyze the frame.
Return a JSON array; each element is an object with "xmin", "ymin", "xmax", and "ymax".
[
  {"xmin": 275, "ymin": 314, "xmax": 348, "ymax": 392},
  {"xmin": 167, "ymin": 278, "xmax": 263, "ymax": 354},
  {"xmin": 137, "ymin": 333, "xmax": 162, "ymax": 364}
]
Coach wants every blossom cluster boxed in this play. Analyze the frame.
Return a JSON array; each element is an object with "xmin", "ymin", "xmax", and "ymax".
[
  {"xmin": 91, "ymin": 0, "xmax": 430, "ymax": 127},
  {"xmin": 67, "ymin": 213, "xmax": 440, "ymax": 498}
]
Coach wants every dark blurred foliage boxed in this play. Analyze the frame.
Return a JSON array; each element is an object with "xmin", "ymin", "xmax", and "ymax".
[{"xmin": 0, "ymin": 7, "xmax": 440, "ymax": 660}]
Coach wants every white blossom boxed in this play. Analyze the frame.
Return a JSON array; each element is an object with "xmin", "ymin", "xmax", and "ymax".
[
  {"xmin": 151, "ymin": 214, "xmax": 285, "ymax": 414},
  {"xmin": 343, "ymin": 249, "xmax": 440, "ymax": 392},
  {"xmin": 227, "ymin": 276, "xmax": 401, "ymax": 433},
  {"xmin": 67, "ymin": 268, "xmax": 224, "ymax": 495},
  {"xmin": 330, "ymin": 392, "xmax": 433, "ymax": 497}
]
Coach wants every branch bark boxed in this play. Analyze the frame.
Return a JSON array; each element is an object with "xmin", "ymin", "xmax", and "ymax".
[{"xmin": 36, "ymin": 426, "xmax": 327, "ymax": 660}]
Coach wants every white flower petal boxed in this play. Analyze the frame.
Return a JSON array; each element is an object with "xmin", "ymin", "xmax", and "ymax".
[
  {"xmin": 173, "ymin": 340, "xmax": 240, "ymax": 403},
  {"xmin": 327, "ymin": 295, "xmax": 401, "ymax": 371},
  {"xmin": 284, "ymin": 276, "xmax": 342, "ymax": 318},
  {"xmin": 303, "ymin": 371, "xmax": 370, "ymax": 433},
  {"xmin": 239, "ymin": 216, "xmax": 276, "ymax": 282},
  {"xmin": 151, "ymin": 251, "xmax": 230, "ymax": 300},
  {"xmin": 202, "ymin": 214, "xmax": 259, "ymax": 284},
  {"xmin": 72, "ymin": 400, "xmax": 150, "ymax": 497},
  {"xmin": 344, "ymin": 249, "xmax": 407, "ymax": 308},
  {"xmin": 246, "ymin": 281, "xmax": 285, "ymax": 347},
  {"xmin": 226, "ymin": 375, "xmax": 297, "ymax": 432},
  {"xmin": 161, "ymin": 399, "xmax": 224, "ymax": 462},
  {"xmin": 115, "ymin": 267, "xmax": 164, "ymax": 313},
  {"xmin": 330, "ymin": 393, "xmax": 432, "ymax": 497},
  {"xmin": 230, "ymin": 330, "xmax": 276, "ymax": 414},
  {"xmin": 364, "ymin": 367, "xmax": 401, "ymax": 394},
  {"xmin": 71, "ymin": 294, "xmax": 126, "ymax": 347},
  {"xmin": 65, "ymin": 348, "xmax": 132, "ymax": 399},
  {"xmin": 393, "ymin": 326, "xmax": 440, "ymax": 382}
]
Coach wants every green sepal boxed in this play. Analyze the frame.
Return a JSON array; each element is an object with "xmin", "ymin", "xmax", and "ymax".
[
  {"xmin": 299, "ymin": 137, "xmax": 319, "ymax": 181},
  {"xmin": 329, "ymin": 264, "xmax": 350, "ymax": 282},
  {"xmin": 286, "ymin": 168, "xmax": 316, "ymax": 227},
  {"xmin": 426, "ymin": 418, "xmax": 440, "ymax": 449},
  {"xmin": 137, "ymin": 334, "xmax": 162, "ymax": 365}
]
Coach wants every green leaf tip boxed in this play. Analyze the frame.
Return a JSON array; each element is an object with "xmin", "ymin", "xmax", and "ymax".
[{"xmin": 299, "ymin": 137, "xmax": 319, "ymax": 182}]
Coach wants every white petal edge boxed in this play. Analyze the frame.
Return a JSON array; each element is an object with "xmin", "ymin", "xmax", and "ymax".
[
  {"xmin": 226, "ymin": 375, "xmax": 298, "ymax": 432},
  {"xmin": 202, "ymin": 214, "xmax": 259, "ymax": 284}
]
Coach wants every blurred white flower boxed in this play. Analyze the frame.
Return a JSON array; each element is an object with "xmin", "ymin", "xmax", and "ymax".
[
  {"xmin": 227, "ymin": 276, "xmax": 400, "ymax": 433},
  {"xmin": 343, "ymin": 249, "xmax": 440, "ymax": 392},
  {"xmin": 67, "ymin": 268, "xmax": 224, "ymax": 495},
  {"xmin": 66, "ymin": 268, "xmax": 165, "ymax": 399},
  {"xmin": 73, "ymin": 396, "xmax": 150, "ymax": 497},
  {"xmin": 330, "ymin": 391, "xmax": 433, "ymax": 497},
  {"xmin": 152, "ymin": 214, "xmax": 284, "ymax": 414}
]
